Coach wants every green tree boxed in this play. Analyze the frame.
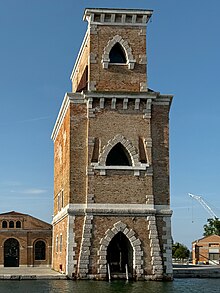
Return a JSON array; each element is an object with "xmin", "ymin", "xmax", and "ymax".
[
  {"xmin": 172, "ymin": 242, "xmax": 190, "ymax": 260},
  {"xmin": 203, "ymin": 218, "xmax": 220, "ymax": 236}
]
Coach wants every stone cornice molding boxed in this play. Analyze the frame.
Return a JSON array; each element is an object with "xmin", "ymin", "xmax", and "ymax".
[
  {"xmin": 52, "ymin": 204, "xmax": 172, "ymax": 224},
  {"xmin": 101, "ymin": 35, "xmax": 136, "ymax": 69},
  {"xmin": 84, "ymin": 8, "xmax": 153, "ymax": 27}
]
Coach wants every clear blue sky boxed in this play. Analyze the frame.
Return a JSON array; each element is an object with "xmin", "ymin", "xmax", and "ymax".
[{"xmin": 0, "ymin": 0, "xmax": 220, "ymax": 249}]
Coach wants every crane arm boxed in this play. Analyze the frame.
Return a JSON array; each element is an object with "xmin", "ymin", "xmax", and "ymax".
[{"xmin": 189, "ymin": 193, "xmax": 218, "ymax": 219}]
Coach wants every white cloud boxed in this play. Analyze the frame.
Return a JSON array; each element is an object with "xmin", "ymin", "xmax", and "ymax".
[{"xmin": 10, "ymin": 188, "xmax": 47, "ymax": 195}]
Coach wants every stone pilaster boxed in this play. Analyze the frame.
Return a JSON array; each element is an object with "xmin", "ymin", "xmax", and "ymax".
[
  {"xmin": 66, "ymin": 215, "xmax": 77, "ymax": 277},
  {"xmin": 162, "ymin": 216, "xmax": 173, "ymax": 278},
  {"xmin": 147, "ymin": 215, "xmax": 163, "ymax": 279},
  {"xmin": 77, "ymin": 215, "xmax": 93, "ymax": 277}
]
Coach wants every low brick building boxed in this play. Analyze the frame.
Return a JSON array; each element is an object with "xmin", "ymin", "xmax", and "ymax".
[
  {"xmin": 51, "ymin": 8, "xmax": 173, "ymax": 280},
  {"xmin": 0, "ymin": 211, "xmax": 52, "ymax": 267},
  {"xmin": 192, "ymin": 235, "xmax": 220, "ymax": 265}
]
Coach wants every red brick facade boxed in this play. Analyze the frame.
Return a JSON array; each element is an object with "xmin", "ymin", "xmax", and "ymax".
[
  {"xmin": 52, "ymin": 8, "xmax": 173, "ymax": 280},
  {"xmin": 192, "ymin": 235, "xmax": 220, "ymax": 265},
  {"xmin": 0, "ymin": 211, "xmax": 52, "ymax": 267}
]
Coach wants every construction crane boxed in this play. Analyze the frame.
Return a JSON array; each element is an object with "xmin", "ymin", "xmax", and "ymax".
[{"xmin": 188, "ymin": 193, "xmax": 218, "ymax": 219}]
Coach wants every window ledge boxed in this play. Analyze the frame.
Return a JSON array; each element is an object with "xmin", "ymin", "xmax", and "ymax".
[
  {"xmin": 109, "ymin": 63, "xmax": 127, "ymax": 66},
  {"xmin": 93, "ymin": 164, "xmax": 149, "ymax": 176}
]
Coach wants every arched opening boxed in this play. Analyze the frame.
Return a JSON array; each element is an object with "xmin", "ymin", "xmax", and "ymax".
[
  {"xmin": 2, "ymin": 221, "xmax": 7, "ymax": 228},
  {"xmin": 34, "ymin": 240, "xmax": 46, "ymax": 260},
  {"xmin": 109, "ymin": 43, "xmax": 126, "ymax": 64},
  {"xmin": 9, "ymin": 221, "xmax": 14, "ymax": 228},
  {"xmin": 4, "ymin": 238, "xmax": 19, "ymax": 267},
  {"xmin": 16, "ymin": 221, "xmax": 21, "ymax": 228},
  {"xmin": 107, "ymin": 232, "xmax": 133, "ymax": 274},
  {"xmin": 106, "ymin": 143, "xmax": 131, "ymax": 166}
]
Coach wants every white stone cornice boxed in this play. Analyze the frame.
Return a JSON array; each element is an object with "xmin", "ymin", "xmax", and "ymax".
[
  {"xmin": 152, "ymin": 95, "xmax": 173, "ymax": 107},
  {"xmin": 84, "ymin": 91, "xmax": 158, "ymax": 100},
  {"xmin": 84, "ymin": 8, "xmax": 153, "ymax": 27},
  {"xmin": 52, "ymin": 203, "xmax": 172, "ymax": 223}
]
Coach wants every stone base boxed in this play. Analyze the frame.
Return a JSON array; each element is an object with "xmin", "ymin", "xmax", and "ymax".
[{"xmin": 71, "ymin": 273, "xmax": 173, "ymax": 281}]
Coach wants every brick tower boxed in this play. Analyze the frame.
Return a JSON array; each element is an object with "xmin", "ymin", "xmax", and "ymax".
[{"xmin": 51, "ymin": 8, "xmax": 173, "ymax": 280}]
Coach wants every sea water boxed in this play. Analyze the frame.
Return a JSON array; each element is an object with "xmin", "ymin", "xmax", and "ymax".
[{"xmin": 0, "ymin": 278, "xmax": 219, "ymax": 293}]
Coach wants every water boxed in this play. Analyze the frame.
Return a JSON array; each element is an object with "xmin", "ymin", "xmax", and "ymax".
[{"xmin": 0, "ymin": 279, "xmax": 219, "ymax": 293}]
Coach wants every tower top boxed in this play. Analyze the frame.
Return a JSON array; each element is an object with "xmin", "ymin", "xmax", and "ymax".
[{"xmin": 83, "ymin": 8, "xmax": 153, "ymax": 26}]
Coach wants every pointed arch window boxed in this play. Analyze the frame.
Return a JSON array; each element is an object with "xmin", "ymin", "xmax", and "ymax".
[
  {"xmin": 109, "ymin": 43, "xmax": 126, "ymax": 64},
  {"xmin": 106, "ymin": 143, "xmax": 131, "ymax": 166}
]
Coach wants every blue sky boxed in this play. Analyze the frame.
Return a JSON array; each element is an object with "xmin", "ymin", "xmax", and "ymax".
[{"xmin": 0, "ymin": 0, "xmax": 220, "ymax": 248}]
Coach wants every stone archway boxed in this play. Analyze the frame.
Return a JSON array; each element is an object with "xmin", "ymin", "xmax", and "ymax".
[
  {"xmin": 98, "ymin": 221, "xmax": 143, "ymax": 278},
  {"xmin": 4, "ymin": 238, "xmax": 19, "ymax": 267},
  {"xmin": 107, "ymin": 231, "xmax": 133, "ymax": 274},
  {"xmin": 99, "ymin": 134, "xmax": 140, "ymax": 167},
  {"xmin": 101, "ymin": 35, "xmax": 136, "ymax": 69}
]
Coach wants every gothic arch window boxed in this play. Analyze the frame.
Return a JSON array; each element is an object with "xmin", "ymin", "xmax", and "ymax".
[
  {"xmin": 93, "ymin": 134, "xmax": 149, "ymax": 176},
  {"xmin": 2, "ymin": 221, "xmax": 7, "ymax": 228},
  {"xmin": 106, "ymin": 143, "xmax": 131, "ymax": 166},
  {"xmin": 109, "ymin": 43, "xmax": 126, "ymax": 64},
  {"xmin": 9, "ymin": 221, "xmax": 14, "ymax": 228},
  {"xmin": 16, "ymin": 221, "xmax": 21, "ymax": 228},
  {"xmin": 102, "ymin": 35, "xmax": 136, "ymax": 69},
  {"xmin": 34, "ymin": 240, "xmax": 46, "ymax": 260}
]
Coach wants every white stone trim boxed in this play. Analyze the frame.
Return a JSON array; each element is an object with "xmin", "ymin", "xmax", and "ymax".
[
  {"xmin": 101, "ymin": 35, "xmax": 136, "ymax": 69},
  {"xmin": 147, "ymin": 215, "xmax": 163, "ymax": 279},
  {"xmin": 99, "ymin": 134, "xmax": 139, "ymax": 166},
  {"xmin": 77, "ymin": 215, "xmax": 93, "ymax": 277},
  {"xmin": 52, "ymin": 204, "xmax": 172, "ymax": 224},
  {"xmin": 89, "ymin": 52, "xmax": 97, "ymax": 64},
  {"xmin": 162, "ymin": 216, "xmax": 173, "ymax": 275},
  {"xmin": 66, "ymin": 215, "xmax": 76, "ymax": 277},
  {"xmin": 70, "ymin": 29, "xmax": 89, "ymax": 81},
  {"xmin": 140, "ymin": 82, "xmax": 148, "ymax": 92},
  {"xmin": 88, "ymin": 81, "xmax": 97, "ymax": 91},
  {"xmin": 97, "ymin": 221, "xmax": 144, "ymax": 278},
  {"xmin": 84, "ymin": 91, "xmax": 158, "ymax": 100},
  {"xmin": 84, "ymin": 8, "xmax": 153, "ymax": 27},
  {"xmin": 92, "ymin": 134, "xmax": 149, "ymax": 176}
]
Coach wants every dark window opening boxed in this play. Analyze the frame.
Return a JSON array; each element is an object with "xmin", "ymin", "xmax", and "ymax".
[
  {"xmin": 35, "ymin": 240, "xmax": 46, "ymax": 260},
  {"xmin": 139, "ymin": 136, "xmax": 147, "ymax": 163},
  {"xmin": 2, "ymin": 221, "xmax": 7, "ymax": 228},
  {"xmin": 106, "ymin": 143, "xmax": 131, "ymax": 166},
  {"xmin": 9, "ymin": 221, "xmax": 14, "ymax": 228},
  {"xmin": 91, "ymin": 137, "xmax": 100, "ymax": 163},
  {"xmin": 109, "ymin": 43, "xmax": 126, "ymax": 64},
  {"xmin": 16, "ymin": 221, "xmax": 21, "ymax": 228},
  {"xmin": 107, "ymin": 232, "xmax": 133, "ymax": 274}
]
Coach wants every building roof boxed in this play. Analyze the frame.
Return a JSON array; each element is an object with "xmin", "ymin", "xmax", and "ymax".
[
  {"xmin": 0, "ymin": 211, "xmax": 25, "ymax": 216},
  {"xmin": 0, "ymin": 211, "xmax": 52, "ymax": 228},
  {"xmin": 192, "ymin": 234, "xmax": 220, "ymax": 244}
]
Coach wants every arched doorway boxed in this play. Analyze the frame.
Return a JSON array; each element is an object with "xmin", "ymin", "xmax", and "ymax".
[
  {"xmin": 4, "ymin": 238, "xmax": 19, "ymax": 267},
  {"xmin": 107, "ymin": 232, "xmax": 133, "ymax": 274}
]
